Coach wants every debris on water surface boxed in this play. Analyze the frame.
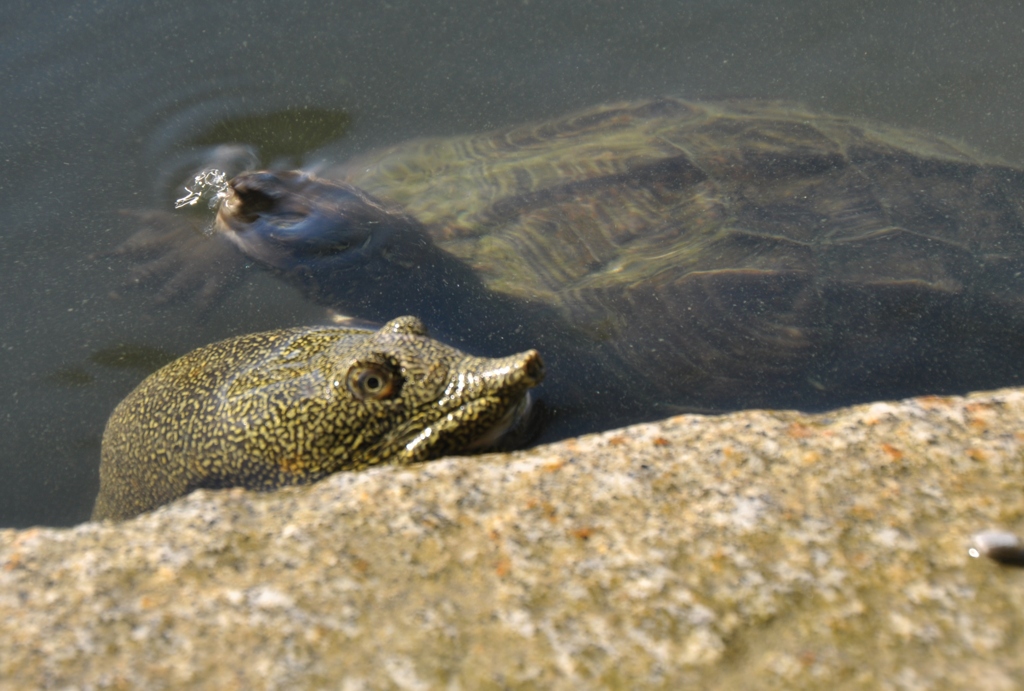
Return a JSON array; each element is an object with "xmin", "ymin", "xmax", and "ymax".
[
  {"xmin": 968, "ymin": 530, "xmax": 1024, "ymax": 566},
  {"xmin": 174, "ymin": 169, "xmax": 230, "ymax": 210}
]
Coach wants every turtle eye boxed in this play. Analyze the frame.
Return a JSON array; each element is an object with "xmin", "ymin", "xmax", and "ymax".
[{"xmin": 345, "ymin": 362, "xmax": 401, "ymax": 400}]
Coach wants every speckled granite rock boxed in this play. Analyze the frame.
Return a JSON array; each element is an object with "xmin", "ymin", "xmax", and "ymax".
[{"xmin": 3, "ymin": 389, "xmax": 1024, "ymax": 690}]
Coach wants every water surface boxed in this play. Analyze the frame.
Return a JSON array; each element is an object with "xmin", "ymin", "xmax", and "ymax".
[{"xmin": 3, "ymin": 0, "xmax": 1024, "ymax": 526}]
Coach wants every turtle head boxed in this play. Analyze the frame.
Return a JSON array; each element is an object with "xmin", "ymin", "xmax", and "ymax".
[
  {"xmin": 216, "ymin": 170, "xmax": 429, "ymax": 278},
  {"xmin": 335, "ymin": 316, "xmax": 547, "ymax": 463},
  {"xmin": 215, "ymin": 170, "xmax": 512, "ymax": 345}
]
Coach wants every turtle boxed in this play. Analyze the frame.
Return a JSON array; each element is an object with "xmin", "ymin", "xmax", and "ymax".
[
  {"xmin": 122, "ymin": 98, "xmax": 1024, "ymax": 439},
  {"xmin": 92, "ymin": 316, "xmax": 543, "ymax": 520}
]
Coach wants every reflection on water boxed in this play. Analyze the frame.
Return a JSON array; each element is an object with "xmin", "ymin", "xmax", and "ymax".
[
  {"xmin": 187, "ymin": 108, "xmax": 351, "ymax": 166},
  {"xmin": 4, "ymin": 0, "xmax": 1024, "ymax": 526},
  {"xmin": 46, "ymin": 343, "xmax": 177, "ymax": 390},
  {"xmin": 88, "ymin": 343, "xmax": 178, "ymax": 372},
  {"xmin": 47, "ymin": 366, "xmax": 96, "ymax": 389}
]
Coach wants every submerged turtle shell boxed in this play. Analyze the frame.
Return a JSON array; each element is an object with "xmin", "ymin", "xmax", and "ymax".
[
  {"xmin": 189, "ymin": 99, "xmax": 1024, "ymax": 433},
  {"xmin": 334, "ymin": 99, "xmax": 1024, "ymax": 304}
]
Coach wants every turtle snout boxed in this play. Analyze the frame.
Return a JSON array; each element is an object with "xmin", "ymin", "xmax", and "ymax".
[
  {"xmin": 229, "ymin": 173, "xmax": 286, "ymax": 222},
  {"xmin": 520, "ymin": 349, "xmax": 545, "ymax": 387},
  {"xmin": 492, "ymin": 349, "xmax": 545, "ymax": 390},
  {"xmin": 227, "ymin": 171, "xmax": 314, "ymax": 223}
]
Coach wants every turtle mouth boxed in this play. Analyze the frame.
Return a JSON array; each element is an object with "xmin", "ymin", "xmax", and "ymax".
[
  {"xmin": 398, "ymin": 349, "xmax": 545, "ymax": 461},
  {"xmin": 396, "ymin": 391, "xmax": 538, "ymax": 461},
  {"xmin": 464, "ymin": 392, "xmax": 535, "ymax": 451}
]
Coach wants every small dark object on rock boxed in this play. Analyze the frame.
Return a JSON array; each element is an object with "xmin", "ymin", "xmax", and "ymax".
[{"xmin": 969, "ymin": 530, "xmax": 1024, "ymax": 567}]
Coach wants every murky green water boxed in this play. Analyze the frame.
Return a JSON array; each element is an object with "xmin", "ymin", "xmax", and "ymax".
[{"xmin": 3, "ymin": 0, "xmax": 1024, "ymax": 527}]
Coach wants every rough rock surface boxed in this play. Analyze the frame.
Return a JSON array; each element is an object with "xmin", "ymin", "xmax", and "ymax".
[{"xmin": 3, "ymin": 389, "xmax": 1024, "ymax": 690}]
